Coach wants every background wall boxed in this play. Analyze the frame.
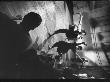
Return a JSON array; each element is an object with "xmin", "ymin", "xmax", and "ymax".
[
  {"xmin": 72, "ymin": 1, "xmax": 110, "ymax": 66},
  {"xmin": 0, "ymin": 1, "xmax": 110, "ymax": 66}
]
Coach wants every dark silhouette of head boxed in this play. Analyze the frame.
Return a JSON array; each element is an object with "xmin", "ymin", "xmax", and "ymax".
[{"xmin": 20, "ymin": 12, "xmax": 42, "ymax": 32}]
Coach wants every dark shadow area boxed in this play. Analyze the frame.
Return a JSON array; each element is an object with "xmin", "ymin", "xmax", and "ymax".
[
  {"xmin": 97, "ymin": 33, "xmax": 104, "ymax": 41},
  {"xmin": 17, "ymin": 49, "xmax": 57, "ymax": 79},
  {"xmin": 104, "ymin": 6, "xmax": 110, "ymax": 26},
  {"xmin": 79, "ymin": 66, "xmax": 110, "ymax": 78},
  {"xmin": 94, "ymin": 1, "xmax": 109, "ymax": 9},
  {"xmin": 89, "ymin": 18, "xmax": 99, "ymax": 29},
  {"xmin": 0, "ymin": 11, "xmax": 57, "ymax": 79}
]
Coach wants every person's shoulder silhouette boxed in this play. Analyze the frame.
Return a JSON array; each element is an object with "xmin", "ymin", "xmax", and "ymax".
[
  {"xmin": 0, "ymin": 12, "xmax": 42, "ymax": 78},
  {"xmin": 18, "ymin": 12, "xmax": 42, "ymax": 51},
  {"xmin": 0, "ymin": 12, "xmax": 20, "ymax": 78}
]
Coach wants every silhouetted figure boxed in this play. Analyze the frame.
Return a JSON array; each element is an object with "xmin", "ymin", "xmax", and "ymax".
[
  {"xmin": 18, "ymin": 12, "xmax": 42, "ymax": 51},
  {"xmin": 0, "ymin": 11, "xmax": 57, "ymax": 79},
  {"xmin": 0, "ymin": 12, "xmax": 22, "ymax": 78},
  {"xmin": 14, "ymin": 12, "xmax": 42, "ymax": 78},
  {"xmin": 17, "ymin": 12, "xmax": 56, "ymax": 78}
]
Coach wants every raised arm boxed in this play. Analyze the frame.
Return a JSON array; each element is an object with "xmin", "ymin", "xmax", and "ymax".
[{"xmin": 47, "ymin": 29, "xmax": 68, "ymax": 40}]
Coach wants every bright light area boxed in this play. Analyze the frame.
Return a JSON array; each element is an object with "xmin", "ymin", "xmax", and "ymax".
[
  {"xmin": 84, "ymin": 51, "xmax": 109, "ymax": 66},
  {"xmin": 76, "ymin": 14, "xmax": 84, "ymax": 48},
  {"xmin": 84, "ymin": 51, "xmax": 96, "ymax": 63},
  {"xmin": 45, "ymin": 2, "xmax": 55, "ymax": 13}
]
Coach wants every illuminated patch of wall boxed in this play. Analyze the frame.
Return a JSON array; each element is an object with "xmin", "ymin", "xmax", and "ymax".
[
  {"xmin": 83, "ymin": 50, "xmax": 109, "ymax": 66},
  {"xmin": 89, "ymin": 6, "xmax": 110, "ymax": 66},
  {"xmin": 72, "ymin": 2, "xmax": 109, "ymax": 66},
  {"xmin": 40, "ymin": 1, "xmax": 70, "ymax": 53},
  {"xmin": 83, "ymin": 51, "xmax": 97, "ymax": 66}
]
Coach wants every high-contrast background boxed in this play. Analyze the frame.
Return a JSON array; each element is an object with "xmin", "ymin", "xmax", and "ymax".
[{"xmin": 0, "ymin": 1, "xmax": 110, "ymax": 78}]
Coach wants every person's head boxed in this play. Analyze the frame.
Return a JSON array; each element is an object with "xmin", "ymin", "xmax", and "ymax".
[{"xmin": 20, "ymin": 12, "xmax": 42, "ymax": 32}]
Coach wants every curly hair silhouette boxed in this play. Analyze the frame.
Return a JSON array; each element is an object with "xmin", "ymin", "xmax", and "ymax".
[{"xmin": 20, "ymin": 12, "xmax": 42, "ymax": 32}]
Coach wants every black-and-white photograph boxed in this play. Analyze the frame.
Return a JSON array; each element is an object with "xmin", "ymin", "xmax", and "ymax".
[{"xmin": 0, "ymin": 1, "xmax": 110, "ymax": 79}]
